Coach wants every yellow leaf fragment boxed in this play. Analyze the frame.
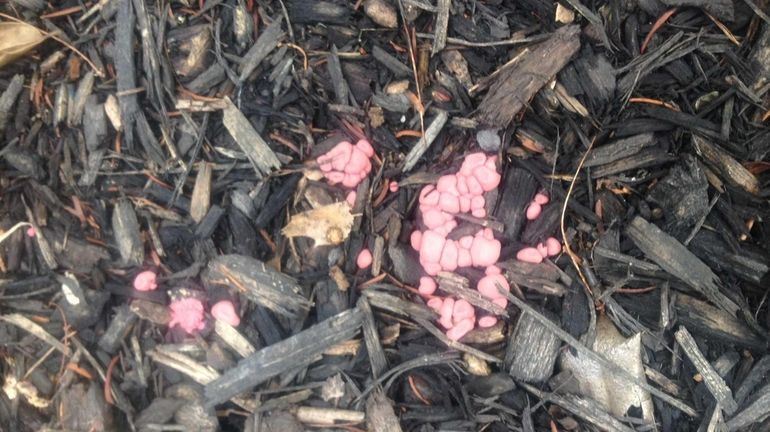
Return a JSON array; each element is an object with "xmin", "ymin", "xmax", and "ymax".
[
  {"xmin": 282, "ymin": 201, "xmax": 354, "ymax": 247},
  {"xmin": 0, "ymin": 22, "xmax": 46, "ymax": 69}
]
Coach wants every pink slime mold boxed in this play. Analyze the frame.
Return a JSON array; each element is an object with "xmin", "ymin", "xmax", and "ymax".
[
  {"xmin": 211, "ymin": 300, "xmax": 241, "ymax": 327},
  {"xmin": 357, "ymin": 248, "xmax": 373, "ymax": 269},
  {"xmin": 410, "ymin": 152, "xmax": 509, "ymax": 341},
  {"xmin": 133, "ymin": 270, "xmax": 158, "ymax": 292},
  {"xmin": 168, "ymin": 297, "xmax": 206, "ymax": 334},
  {"xmin": 317, "ymin": 139, "xmax": 374, "ymax": 189},
  {"xmin": 26, "ymin": 226, "xmax": 36, "ymax": 237}
]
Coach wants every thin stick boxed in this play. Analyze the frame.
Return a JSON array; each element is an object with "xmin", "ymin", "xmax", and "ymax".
[
  {"xmin": 559, "ymin": 137, "xmax": 595, "ymax": 297},
  {"xmin": 0, "ymin": 12, "xmax": 105, "ymax": 77},
  {"xmin": 397, "ymin": 0, "xmax": 425, "ymax": 140}
]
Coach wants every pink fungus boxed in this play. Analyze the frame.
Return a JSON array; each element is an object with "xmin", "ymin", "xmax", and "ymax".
[
  {"xmin": 471, "ymin": 208, "xmax": 486, "ymax": 218},
  {"xmin": 477, "ymin": 274, "xmax": 508, "ymax": 300},
  {"xmin": 427, "ymin": 297, "xmax": 444, "ymax": 311},
  {"xmin": 418, "ymin": 277, "xmax": 437, "ymax": 296},
  {"xmin": 26, "ymin": 226, "xmax": 36, "ymax": 237},
  {"xmin": 420, "ymin": 230, "xmax": 446, "ymax": 264},
  {"xmin": 470, "ymin": 234, "xmax": 501, "ymax": 268},
  {"xmin": 546, "ymin": 237, "xmax": 562, "ymax": 256},
  {"xmin": 516, "ymin": 247, "xmax": 543, "ymax": 264},
  {"xmin": 439, "ymin": 298, "xmax": 455, "ymax": 329},
  {"xmin": 478, "ymin": 316, "xmax": 498, "ymax": 328},
  {"xmin": 133, "ymin": 271, "xmax": 158, "ymax": 292},
  {"xmin": 168, "ymin": 297, "xmax": 206, "ymax": 334},
  {"xmin": 356, "ymin": 248, "xmax": 373, "ymax": 269},
  {"xmin": 439, "ymin": 240, "xmax": 459, "ymax": 271},
  {"xmin": 526, "ymin": 202, "xmax": 542, "ymax": 220},
  {"xmin": 534, "ymin": 193, "xmax": 550, "ymax": 205},
  {"xmin": 446, "ymin": 318, "xmax": 475, "ymax": 341},
  {"xmin": 346, "ymin": 191, "xmax": 357, "ymax": 207},
  {"xmin": 316, "ymin": 140, "xmax": 374, "ymax": 189},
  {"xmin": 492, "ymin": 297, "xmax": 508, "ymax": 309},
  {"xmin": 457, "ymin": 249, "xmax": 472, "ymax": 267},
  {"xmin": 389, "ymin": 181, "xmax": 399, "ymax": 193},
  {"xmin": 536, "ymin": 242, "xmax": 549, "ymax": 258},
  {"xmin": 485, "ymin": 265, "xmax": 501, "ymax": 276},
  {"xmin": 465, "ymin": 175, "xmax": 484, "ymax": 195},
  {"xmin": 410, "ymin": 230, "xmax": 423, "ymax": 250},
  {"xmin": 452, "ymin": 300, "xmax": 475, "ymax": 322},
  {"xmin": 211, "ymin": 300, "xmax": 241, "ymax": 327}
]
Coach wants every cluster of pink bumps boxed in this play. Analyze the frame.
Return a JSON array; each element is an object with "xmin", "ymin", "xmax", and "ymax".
[
  {"xmin": 317, "ymin": 139, "xmax": 375, "ymax": 206},
  {"xmin": 133, "ymin": 271, "xmax": 240, "ymax": 334},
  {"xmin": 409, "ymin": 153, "xmax": 510, "ymax": 341}
]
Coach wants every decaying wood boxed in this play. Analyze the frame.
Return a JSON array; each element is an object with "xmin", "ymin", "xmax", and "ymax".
[
  {"xmin": 97, "ymin": 305, "xmax": 137, "ymax": 354},
  {"xmin": 204, "ymin": 308, "xmax": 363, "ymax": 407},
  {"xmin": 221, "ymin": 97, "xmax": 282, "ymax": 178},
  {"xmin": 692, "ymin": 135, "xmax": 759, "ymax": 195},
  {"xmin": 190, "ymin": 163, "xmax": 212, "ymax": 223},
  {"xmin": 111, "ymin": 199, "xmax": 144, "ymax": 267},
  {"xmin": 366, "ymin": 390, "xmax": 403, "ymax": 432},
  {"xmin": 474, "ymin": 25, "xmax": 580, "ymax": 127},
  {"xmin": 674, "ymin": 326, "xmax": 738, "ymax": 414},
  {"xmin": 402, "ymin": 110, "xmax": 449, "ymax": 172},
  {"xmin": 203, "ymin": 254, "xmax": 312, "ymax": 318},
  {"xmin": 504, "ymin": 308, "xmax": 561, "ymax": 382}
]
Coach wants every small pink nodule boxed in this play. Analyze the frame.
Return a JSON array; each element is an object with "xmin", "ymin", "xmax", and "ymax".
[
  {"xmin": 546, "ymin": 237, "xmax": 562, "ymax": 256},
  {"xmin": 410, "ymin": 230, "xmax": 423, "ymax": 251},
  {"xmin": 346, "ymin": 191, "xmax": 357, "ymax": 207},
  {"xmin": 356, "ymin": 248, "xmax": 373, "ymax": 269},
  {"xmin": 534, "ymin": 193, "xmax": 550, "ymax": 205},
  {"xmin": 420, "ymin": 230, "xmax": 446, "ymax": 264},
  {"xmin": 477, "ymin": 274, "xmax": 509, "ymax": 299},
  {"xmin": 26, "ymin": 226, "xmax": 36, "ymax": 237},
  {"xmin": 133, "ymin": 271, "xmax": 158, "ymax": 292},
  {"xmin": 168, "ymin": 297, "xmax": 206, "ymax": 334},
  {"xmin": 478, "ymin": 316, "xmax": 498, "ymax": 328},
  {"xmin": 427, "ymin": 297, "xmax": 444, "ymax": 311},
  {"xmin": 536, "ymin": 242, "xmax": 548, "ymax": 258},
  {"xmin": 439, "ymin": 297, "xmax": 455, "ymax": 329},
  {"xmin": 485, "ymin": 265, "xmax": 501, "ymax": 276},
  {"xmin": 452, "ymin": 299, "xmax": 475, "ymax": 322},
  {"xmin": 418, "ymin": 276, "xmax": 437, "ymax": 296},
  {"xmin": 389, "ymin": 181, "xmax": 399, "ymax": 193},
  {"xmin": 211, "ymin": 300, "xmax": 240, "ymax": 327},
  {"xmin": 526, "ymin": 202, "xmax": 542, "ymax": 220},
  {"xmin": 446, "ymin": 318, "xmax": 474, "ymax": 341},
  {"xmin": 516, "ymin": 247, "xmax": 543, "ymax": 264}
]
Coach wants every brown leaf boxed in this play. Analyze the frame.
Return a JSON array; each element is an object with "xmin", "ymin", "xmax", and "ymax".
[
  {"xmin": 0, "ymin": 22, "xmax": 46, "ymax": 69},
  {"xmin": 282, "ymin": 202, "xmax": 354, "ymax": 246}
]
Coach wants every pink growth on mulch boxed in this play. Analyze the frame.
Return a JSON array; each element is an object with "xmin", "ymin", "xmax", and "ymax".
[
  {"xmin": 211, "ymin": 300, "xmax": 241, "ymax": 327},
  {"xmin": 317, "ymin": 139, "xmax": 374, "ymax": 189},
  {"xmin": 133, "ymin": 271, "xmax": 158, "ymax": 292},
  {"xmin": 168, "ymin": 297, "xmax": 206, "ymax": 334},
  {"xmin": 410, "ymin": 152, "xmax": 507, "ymax": 341},
  {"xmin": 356, "ymin": 248, "xmax": 373, "ymax": 269},
  {"xmin": 26, "ymin": 226, "xmax": 36, "ymax": 237}
]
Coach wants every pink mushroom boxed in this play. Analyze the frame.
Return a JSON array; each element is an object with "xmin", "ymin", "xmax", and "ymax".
[
  {"xmin": 133, "ymin": 271, "xmax": 158, "ymax": 292},
  {"xmin": 211, "ymin": 300, "xmax": 241, "ymax": 327},
  {"xmin": 168, "ymin": 297, "xmax": 206, "ymax": 334},
  {"xmin": 356, "ymin": 248, "xmax": 373, "ymax": 269}
]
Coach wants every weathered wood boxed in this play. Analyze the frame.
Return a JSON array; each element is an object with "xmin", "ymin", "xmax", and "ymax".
[
  {"xmin": 436, "ymin": 272, "xmax": 507, "ymax": 316},
  {"xmin": 504, "ymin": 308, "xmax": 561, "ymax": 382},
  {"xmin": 727, "ymin": 384, "xmax": 770, "ymax": 431},
  {"xmin": 238, "ymin": 17, "xmax": 284, "ymax": 83},
  {"xmin": 431, "ymin": 0, "xmax": 450, "ymax": 56},
  {"xmin": 625, "ymin": 216, "xmax": 740, "ymax": 317},
  {"xmin": 203, "ymin": 254, "xmax": 311, "ymax": 319},
  {"xmin": 204, "ymin": 308, "xmax": 363, "ymax": 407},
  {"xmin": 402, "ymin": 110, "xmax": 449, "ymax": 172},
  {"xmin": 474, "ymin": 25, "xmax": 580, "ymax": 127},
  {"xmin": 221, "ymin": 97, "xmax": 282, "ymax": 177},
  {"xmin": 692, "ymin": 135, "xmax": 759, "ymax": 195},
  {"xmin": 584, "ymin": 133, "xmax": 656, "ymax": 168},
  {"xmin": 358, "ymin": 297, "xmax": 387, "ymax": 379},
  {"xmin": 366, "ymin": 390, "xmax": 402, "ymax": 432},
  {"xmin": 675, "ymin": 326, "xmax": 738, "ymax": 414},
  {"xmin": 112, "ymin": 199, "xmax": 144, "ymax": 266},
  {"xmin": 190, "ymin": 163, "xmax": 212, "ymax": 223}
]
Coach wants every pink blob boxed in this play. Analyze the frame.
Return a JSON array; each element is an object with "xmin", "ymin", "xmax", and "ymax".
[
  {"xmin": 457, "ymin": 248, "xmax": 472, "ymax": 267},
  {"xmin": 410, "ymin": 230, "xmax": 423, "ymax": 250},
  {"xmin": 211, "ymin": 300, "xmax": 240, "ymax": 327},
  {"xmin": 419, "ymin": 186, "xmax": 439, "ymax": 206},
  {"xmin": 546, "ymin": 237, "xmax": 562, "ymax": 256},
  {"xmin": 478, "ymin": 316, "xmax": 498, "ymax": 328},
  {"xmin": 471, "ymin": 208, "xmax": 486, "ymax": 218},
  {"xmin": 420, "ymin": 230, "xmax": 446, "ymax": 264},
  {"xmin": 327, "ymin": 171, "xmax": 345, "ymax": 184},
  {"xmin": 471, "ymin": 195, "xmax": 485, "ymax": 210},
  {"xmin": 423, "ymin": 262, "xmax": 443, "ymax": 276},
  {"xmin": 168, "ymin": 297, "xmax": 206, "ymax": 334},
  {"xmin": 452, "ymin": 299, "xmax": 475, "ymax": 322},
  {"xmin": 439, "ymin": 297, "xmax": 455, "ymax": 329},
  {"xmin": 347, "ymin": 147, "xmax": 370, "ymax": 172},
  {"xmin": 356, "ymin": 139, "xmax": 374, "ymax": 157},
  {"xmin": 389, "ymin": 181, "xmax": 399, "ymax": 193},
  {"xmin": 26, "ymin": 226, "xmax": 36, "ymax": 237},
  {"xmin": 536, "ymin": 242, "xmax": 548, "ymax": 258},
  {"xmin": 346, "ymin": 191, "xmax": 357, "ymax": 207},
  {"xmin": 459, "ymin": 196, "xmax": 471, "ymax": 212},
  {"xmin": 439, "ymin": 193, "xmax": 460, "ymax": 214},
  {"xmin": 472, "ymin": 166, "xmax": 501, "ymax": 191},
  {"xmin": 446, "ymin": 318, "xmax": 474, "ymax": 341},
  {"xmin": 133, "ymin": 271, "xmax": 158, "ymax": 292},
  {"xmin": 462, "ymin": 153, "xmax": 487, "ymax": 174},
  {"xmin": 485, "ymin": 265, "xmax": 501, "ymax": 275},
  {"xmin": 356, "ymin": 248, "xmax": 373, "ymax": 269},
  {"xmin": 422, "ymin": 208, "xmax": 447, "ymax": 230},
  {"xmin": 436, "ymin": 175, "xmax": 457, "ymax": 193},
  {"xmin": 477, "ymin": 274, "xmax": 508, "ymax": 299},
  {"xmin": 459, "ymin": 236, "xmax": 473, "ymax": 250},
  {"xmin": 534, "ymin": 193, "xmax": 550, "ymax": 205},
  {"xmin": 492, "ymin": 297, "xmax": 508, "ymax": 309},
  {"xmin": 418, "ymin": 276, "xmax": 437, "ymax": 296},
  {"xmin": 427, "ymin": 297, "xmax": 444, "ymax": 311},
  {"xmin": 516, "ymin": 247, "xmax": 543, "ymax": 264},
  {"xmin": 526, "ymin": 202, "xmax": 542, "ymax": 220},
  {"xmin": 320, "ymin": 162, "xmax": 332, "ymax": 172},
  {"xmin": 465, "ymin": 175, "xmax": 484, "ymax": 196},
  {"xmin": 439, "ymin": 240, "xmax": 459, "ymax": 272},
  {"xmin": 470, "ymin": 235, "xmax": 501, "ymax": 268},
  {"xmin": 329, "ymin": 142, "xmax": 353, "ymax": 171},
  {"xmin": 342, "ymin": 173, "xmax": 360, "ymax": 188},
  {"xmin": 456, "ymin": 175, "xmax": 469, "ymax": 195}
]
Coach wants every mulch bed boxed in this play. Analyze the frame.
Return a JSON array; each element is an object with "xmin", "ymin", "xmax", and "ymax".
[{"xmin": 1, "ymin": 0, "xmax": 770, "ymax": 430}]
